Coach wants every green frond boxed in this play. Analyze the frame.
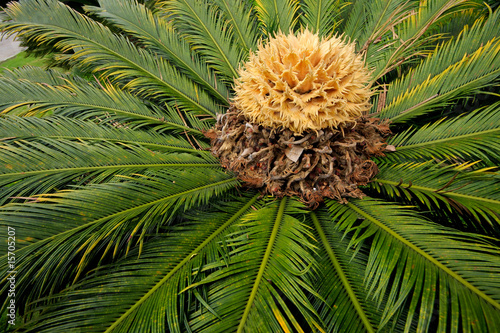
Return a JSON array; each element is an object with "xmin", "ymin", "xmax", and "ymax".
[
  {"xmin": 428, "ymin": 6, "xmax": 488, "ymax": 41},
  {"xmin": 0, "ymin": 139, "xmax": 217, "ymax": 204},
  {"xmin": 371, "ymin": 161, "xmax": 500, "ymax": 226},
  {"xmin": 0, "ymin": 66, "xmax": 86, "ymax": 86},
  {"xmin": 375, "ymin": 8, "xmax": 500, "ymax": 121},
  {"xmin": 310, "ymin": 210, "xmax": 379, "ymax": 332},
  {"xmin": 1, "ymin": 0, "xmax": 223, "ymax": 117},
  {"xmin": 327, "ymin": 198, "xmax": 500, "ymax": 332},
  {"xmin": 366, "ymin": 0, "xmax": 478, "ymax": 81},
  {"xmin": 299, "ymin": 0, "xmax": 344, "ymax": 35},
  {"xmin": 85, "ymin": 0, "xmax": 230, "ymax": 104},
  {"xmin": 0, "ymin": 195, "xmax": 258, "ymax": 332},
  {"xmin": 379, "ymin": 38, "xmax": 500, "ymax": 122},
  {"xmin": 184, "ymin": 197, "xmax": 322, "ymax": 332},
  {"xmin": 0, "ymin": 75, "xmax": 212, "ymax": 133},
  {"xmin": 211, "ymin": 0, "xmax": 261, "ymax": 52},
  {"xmin": 157, "ymin": 0, "xmax": 243, "ymax": 80},
  {"xmin": 253, "ymin": 0, "xmax": 300, "ymax": 34},
  {"xmin": 386, "ymin": 102, "xmax": 500, "ymax": 165},
  {"xmin": 0, "ymin": 115, "xmax": 206, "ymax": 153},
  {"xmin": 338, "ymin": 0, "xmax": 368, "ymax": 44},
  {"xmin": 0, "ymin": 168, "xmax": 239, "ymax": 315},
  {"xmin": 345, "ymin": 0, "xmax": 413, "ymax": 51}
]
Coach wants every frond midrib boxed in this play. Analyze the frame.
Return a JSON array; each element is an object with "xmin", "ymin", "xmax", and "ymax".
[
  {"xmin": 0, "ymin": 162, "xmax": 217, "ymax": 178},
  {"xmin": 392, "ymin": 128, "xmax": 499, "ymax": 150},
  {"xmin": 311, "ymin": 212, "xmax": 375, "ymax": 333},
  {"xmin": 347, "ymin": 202, "xmax": 500, "ymax": 312},
  {"xmin": 373, "ymin": 177, "xmax": 499, "ymax": 205},
  {"xmin": 103, "ymin": 193, "xmax": 259, "ymax": 333},
  {"xmin": 237, "ymin": 197, "xmax": 287, "ymax": 332}
]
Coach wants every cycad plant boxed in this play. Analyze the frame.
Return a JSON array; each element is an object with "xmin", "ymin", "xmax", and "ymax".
[{"xmin": 1, "ymin": 0, "xmax": 500, "ymax": 332}]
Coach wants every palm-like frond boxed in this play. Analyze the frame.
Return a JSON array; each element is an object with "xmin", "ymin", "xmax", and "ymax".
[
  {"xmin": 0, "ymin": 139, "xmax": 217, "ymax": 204},
  {"xmin": 371, "ymin": 161, "xmax": 500, "ymax": 227},
  {"xmin": 252, "ymin": 0, "xmax": 299, "ymax": 34},
  {"xmin": 379, "ymin": 39, "xmax": 500, "ymax": 122},
  {"xmin": 299, "ymin": 0, "xmax": 344, "ymax": 35},
  {"xmin": 386, "ymin": 102, "xmax": 500, "ymax": 165},
  {"xmin": 366, "ymin": 0, "xmax": 476, "ymax": 81},
  {"xmin": 0, "ymin": 75, "xmax": 212, "ymax": 132},
  {"xmin": 85, "ymin": 0, "xmax": 230, "ymax": 103},
  {"xmin": 345, "ymin": 0, "xmax": 413, "ymax": 50},
  {"xmin": 185, "ymin": 198, "xmax": 322, "ymax": 332},
  {"xmin": 375, "ymin": 7, "xmax": 500, "ymax": 121},
  {"xmin": 1, "ymin": 0, "xmax": 222, "ymax": 117},
  {"xmin": 310, "ymin": 210, "xmax": 380, "ymax": 332},
  {"xmin": 0, "ymin": 168, "xmax": 238, "ymax": 310},
  {"xmin": 211, "ymin": 0, "xmax": 260, "ymax": 53},
  {"xmin": 0, "ymin": 115, "xmax": 205, "ymax": 153},
  {"xmin": 328, "ymin": 199, "xmax": 500, "ymax": 332},
  {"xmin": 157, "ymin": 0, "xmax": 244, "ymax": 80},
  {"xmin": 0, "ymin": 66, "xmax": 87, "ymax": 85},
  {"xmin": 3, "ymin": 195, "xmax": 258, "ymax": 332}
]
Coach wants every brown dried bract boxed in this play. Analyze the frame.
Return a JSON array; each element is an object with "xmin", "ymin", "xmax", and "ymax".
[{"xmin": 206, "ymin": 106, "xmax": 391, "ymax": 208}]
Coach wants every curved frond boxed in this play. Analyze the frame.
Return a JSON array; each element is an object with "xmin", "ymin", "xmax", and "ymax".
[
  {"xmin": 299, "ymin": 0, "xmax": 344, "ymax": 35},
  {"xmin": 1, "ymin": 0, "xmax": 222, "ymax": 117},
  {"xmin": 345, "ymin": 0, "xmax": 413, "ymax": 51},
  {"xmin": 327, "ymin": 198, "xmax": 500, "ymax": 332},
  {"xmin": 0, "ymin": 66, "xmax": 87, "ymax": 85},
  {"xmin": 0, "ymin": 115, "xmax": 206, "ymax": 153},
  {"xmin": 310, "ymin": 210, "xmax": 379, "ymax": 332},
  {"xmin": 157, "ymin": 0, "xmax": 243, "ymax": 80},
  {"xmin": 338, "ymin": 0, "xmax": 368, "ymax": 44},
  {"xmin": 85, "ymin": 0, "xmax": 230, "ymax": 104},
  {"xmin": 253, "ymin": 0, "xmax": 299, "ymax": 34},
  {"xmin": 0, "ymin": 140, "xmax": 217, "ymax": 204},
  {"xmin": 184, "ymin": 198, "xmax": 322, "ymax": 332},
  {"xmin": 0, "ymin": 195, "xmax": 257, "ymax": 332},
  {"xmin": 366, "ymin": 0, "xmax": 476, "ymax": 81},
  {"xmin": 387, "ymin": 102, "xmax": 500, "ymax": 165},
  {"xmin": 0, "ymin": 76, "xmax": 211, "ymax": 132},
  {"xmin": 376, "ymin": 8, "xmax": 500, "ymax": 121},
  {"xmin": 371, "ymin": 161, "xmax": 500, "ymax": 227},
  {"xmin": 211, "ymin": 0, "xmax": 260, "ymax": 52},
  {"xmin": 0, "ymin": 168, "xmax": 239, "ymax": 313}
]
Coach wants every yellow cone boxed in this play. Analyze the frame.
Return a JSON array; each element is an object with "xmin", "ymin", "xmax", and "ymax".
[{"xmin": 233, "ymin": 29, "xmax": 372, "ymax": 134}]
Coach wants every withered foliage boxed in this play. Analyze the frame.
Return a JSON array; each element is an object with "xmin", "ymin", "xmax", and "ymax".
[{"xmin": 206, "ymin": 107, "xmax": 392, "ymax": 208}]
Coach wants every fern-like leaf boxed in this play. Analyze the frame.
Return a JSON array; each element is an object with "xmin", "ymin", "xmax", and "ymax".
[
  {"xmin": 386, "ymin": 102, "xmax": 500, "ymax": 165},
  {"xmin": 328, "ymin": 198, "xmax": 500, "ymax": 332},
  {"xmin": 86, "ymin": 0, "xmax": 230, "ymax": 104}
]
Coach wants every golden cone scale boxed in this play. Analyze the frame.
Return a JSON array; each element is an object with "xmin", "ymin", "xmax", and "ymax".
[{"xmin": 233, "ymin": 30, "xmax": 372, "ymax": 134}]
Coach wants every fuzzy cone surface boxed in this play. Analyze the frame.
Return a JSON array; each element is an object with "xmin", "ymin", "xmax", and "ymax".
[{"xmin": 233, "ymin": 30, "xmax": 372, "ymax": 134}]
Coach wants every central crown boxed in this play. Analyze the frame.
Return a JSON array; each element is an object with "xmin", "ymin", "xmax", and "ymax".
[{"xmin": 233, "ymin": 29, "xmax": 372, "ymax": 134}]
